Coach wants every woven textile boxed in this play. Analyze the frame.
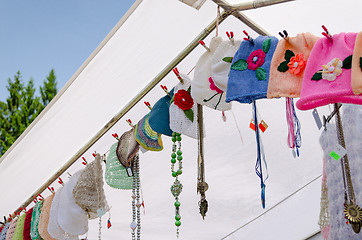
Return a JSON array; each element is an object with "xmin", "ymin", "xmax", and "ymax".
[
  {"xmin": 105, "ymin": 143, "xmax": 133, "ymax": 190},
  {"xmin": 12, "ymin": 212, "xmax": 26, "ymax": 240},
  {"xmin": 116, "ymin": 129, "xmax": 140, "ymax": 168},
  {"xmin": 38, "ymin": 195, "xmax": 56, "ymax": 240},
  {"xmin": 73, "ymin": 154, "xmax": 109, "ymax": 220},
  {"xmin": 30, "ymin": 201, "xmax": 43, "ymax": 240},
  {"xmin": 0, "ymin": 223, "xmax": 10, "ymax": 240},
  {"xmin": 23, "ymin": 208, "xmax": 33, "ymax": 240}
]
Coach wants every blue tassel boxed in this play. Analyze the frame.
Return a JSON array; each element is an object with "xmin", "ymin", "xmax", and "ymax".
[{"xmin": 261, "ymin": 183, "xmax": 266, "ymax": 209}]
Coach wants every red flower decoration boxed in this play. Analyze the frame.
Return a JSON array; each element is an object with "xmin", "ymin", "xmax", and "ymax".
[
  {"xmin": 247, "ymin": 49, "xmax": 266, "ymax": 71},
  {"xmin": 287, "ymin": 53, "xmax": 306, "ymax": 76},
  {"xmin": 174, "ymin": 89, "xmax": 194, "ymax": 111}
]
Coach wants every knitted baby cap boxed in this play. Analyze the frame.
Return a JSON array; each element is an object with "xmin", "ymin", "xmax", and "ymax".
[
  {"xmin": 351, "ymin": 32, "xmax": 362, "ymax": 95},
  {"xmin": 23, "ymin": 207, "xmax": 33, "ymax": 240},
  {"xmin": 319, "ymin": 104, "xmax": 362, "ymax": 239},
  {"xmin": 48, "ymin": 187, "xmax": 79, "ymax": 240},
  {"xmin": 211, "ymin": 38, "xmax": 241, "ymax": 92},
  {"xmin": 170, "ymin": 74, "xmax": 199, "ymax": 139},
  {"xmin": 105, "ymin": 142, "xmax": 133, "ymax": 190},
  {"xmin": 226, "ymin": 36, "xmax": 279, "ymax": 103},
  {"xmin": 38, "ymin": 195, "xmax": 56, "ymax": 240},
  {"xmin": 116, "ymin": 128, "xmax": 140, "ymax": 168},
  {"xmin": 191, "ymin": 36, "xmax": 231, "ymax": 111},
  {"xmin": 57, "ymin": 171, "xmax": 88, "ymax": 236},
  {"xmin": 134, "ymin": 113, "xmax": 163, "ymax": 151},
  {"xmin": 267, "ymin": 33, "xmax": 319, "ymax": 98},
  {"xmin": 0, "ymin": 223, "xmax": 10, "ymax": 240},
  {"xmin": 30, "ymin": 201, "xmax": 43, "ymax": 240},
  {"xmin": 296, "ymin": 32, "xmax": 360, "ymax": 110},
  {"xmin": 73, "ymin": 154, "xmax": 109, "ymax": 220},
  {"xmin": 12, "ymin": 212, "xmax": 26, "ymax": 240},
  {"xmin": 149, "ymin": 88, "xmax": 175, "ymax": 137}
]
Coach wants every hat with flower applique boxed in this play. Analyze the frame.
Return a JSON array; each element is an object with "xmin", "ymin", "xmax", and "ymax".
[
  {"xmin": 296, "ymin": 32, "xmax": 362, "ymax": 110},
  {"xmin": 149, "ymin": 88, "xmax": 175, "ymax": 137},
  {"xmin": 210, "ymin": 38, "xmax": 241, "ymax": 92},
  {"xmin": 191, "ymin": 36, "xmax": 232, "ymax": 111},
  {"xmin": 134, "ymin": 113, "xmax": 163, "ymax": 151},
  {"xmin": 267, "ymin": 33, "xmax": 319, "ymax": 98},
  {"xmin": 226, "ymin": 35, "xmax": 279, "ymax": 103},
  {"xmin": 170, "ymin": 73, "xmax": 199, "ymax": 139},
  {"xmin": 351, "ymin": 32, "xmax": 362, "ymax": 95},
  {"xmin": 105, "ymin": 142, "xmax": 133, "ymax": 190}
]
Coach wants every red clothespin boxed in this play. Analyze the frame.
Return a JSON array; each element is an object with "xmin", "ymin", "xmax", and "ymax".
[
  {"xmin": 198, "ymin": 40, "xmax": 210, "ymax": 52},
  {"xmin": 126, "ymin": 119, "xmax": 134, "ymax": 129},
  {"xmin": 82, "ymin": 157, "xmax": 87, "ymax": 165},
  {"xmin": 38, "ymin": 194, "xmax": 44, "ymax": 201},
  {"xmin": 58, "ymin": 177, "xmax": 64, "ymax": 186},
  {"xmin": 92, "ymin": 153, "xmax": 96, "ymax": 158},
  {"xmin": 144, "ymin": 101, "xmax": 152, "ymax": 110},
  {"xmin": 173, "ymin": 68, "xmax": 184, "ymax": 83},
  {"xmin": 48, "ymin": 186, "xmax": 55, "ymax": 194},
  {"xmin": 33, "ymin": 197, "xmax": 38, "ymax": 203},
  {"xmin": 160, "ymin": 85, "xmax": 171, "ymax": 97},
  {"xmin": 226, "ymin": 31, "xmax": 234, "ymax": 43},
  {"xmin": 111, "ymin": 133, "xmax": 119, "ymax": 140},
  {"xmin": 243, "ymin": 30, "xmax": 254, "ymax": 44},
  {"xmin": 321, "ymin": 25, "xmax": 332, "ymax": 38}
]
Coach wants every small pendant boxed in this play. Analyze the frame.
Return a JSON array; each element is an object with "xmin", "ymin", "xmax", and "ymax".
[{"xmin": 344, "ymin": 202, "xmax": 362, "ymax": 233}]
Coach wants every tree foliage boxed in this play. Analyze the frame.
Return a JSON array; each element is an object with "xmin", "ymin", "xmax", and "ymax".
[{"xmin": 0, "ymin": 70, "xmax": 57, "ymax": 157}]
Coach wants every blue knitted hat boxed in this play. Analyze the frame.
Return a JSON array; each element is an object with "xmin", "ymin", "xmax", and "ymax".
[
  {"xmin": 148, "ymin": 88, "xmax": 174, "ymax": 137},
  {"xmin": 226, "ymin": 36, "xmax": 279, "ymax": 103}
]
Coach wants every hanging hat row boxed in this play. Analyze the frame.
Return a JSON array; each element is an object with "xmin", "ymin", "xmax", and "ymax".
[{"xmin": 0, "ymin": 154, "xmax": 109, "ymax": 240}]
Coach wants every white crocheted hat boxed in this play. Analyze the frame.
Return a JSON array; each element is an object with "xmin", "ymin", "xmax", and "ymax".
[
  {"xmin": 191, "ymin": 37, "xmax": 231, "ymax": 111},
  {"xmin": 47, "ymin": 187, "xmax": 79, "ymax": 240},
  {"xmin": 73, "ymin": 154, "xmax": 109, "ymax": 220},
  {"xmin": 58, "ymin": 171, "xmax": 88, "ymax": 236},
  {"xmin": 211, "ymin": 38, "xmax": 241, "ymax": 92},
  {"xmin": 170, "ymin": 74, "xmax": 199, "ymax": 139},
  {"xmin": 116, "ymin": 128, "xmax": 140, "ymax": 168}
]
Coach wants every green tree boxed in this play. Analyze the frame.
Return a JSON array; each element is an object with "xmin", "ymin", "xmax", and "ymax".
[{"xmin": 0, "ymin": 70, "xmax": 57, "ymax": 157}]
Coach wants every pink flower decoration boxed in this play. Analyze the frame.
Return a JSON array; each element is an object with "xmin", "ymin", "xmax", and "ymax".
[
  {"xmin": 247, "ymin": 49, "xmax": 266, "ymax": 71},
  {"xmin": 209, "ymin": 77, "xmax": 223, "ymax": 94}
]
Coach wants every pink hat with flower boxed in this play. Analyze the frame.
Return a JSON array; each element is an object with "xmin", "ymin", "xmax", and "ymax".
[
  {"xmin": 296, "ymin": 32, "xmax": 362, "ymax": 110},
  {"xmin": 267, "ymin": 33, "xmax": 319, "ymax": 98}
]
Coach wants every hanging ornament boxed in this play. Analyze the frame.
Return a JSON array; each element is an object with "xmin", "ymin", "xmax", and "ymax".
[
  {"xmin": 130, "ymin": 154, "xmax": 141, "ymax": 240},
  {"xmin": 170, "ymin": 132, "xmax": 183, "ymax": 238}
]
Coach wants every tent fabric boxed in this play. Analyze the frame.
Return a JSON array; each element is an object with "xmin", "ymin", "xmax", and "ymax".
[{"xmin": 1, "ymin": 0, "xmax": 362, "ymax": 239}]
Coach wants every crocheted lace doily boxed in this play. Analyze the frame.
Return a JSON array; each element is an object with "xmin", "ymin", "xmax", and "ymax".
[
  {"xmin": 170, "ymin": 74, "xmax": 199, "ymax": 139},
  {"xmin": 58, "ymin": 171, "xmax": 88, "ymax": 235},
  {"xmin": 38, "ymin": 195, "xmax": 57, "ymax": 240},
  {"xmin": 48, "ymin": 187, "xmax": 79, "ymax": 240},
  {"xmin": 30, "ymin": 201, "xmax": 43, "ymax": 240},
  {"xmin": 0, "ymin": 222, "xmax": 10, "ymax": 240},
  {"xmin": 318, "ymin": 157, "xmax": 330, "ymax": 240},
  {"xmin": 105, "ymin": 143, "xmax": 133, "ymax": 190},
  {"xmin": 12, "ymin": 213, "xmax": 26, "ymax": 240},
  {"xmin": 23, "ymin": 207, "xmax": 34, "ymax": 240},
  {"xmin": 73, "ymin": 154, "xmax": 109, "ymax": 220}
]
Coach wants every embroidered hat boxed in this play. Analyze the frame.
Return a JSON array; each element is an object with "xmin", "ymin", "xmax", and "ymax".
[
  {"xmin": 48, "ymin": 187, "xmax": 79, "ymax": 240},
  {"xmin": 296, "ymin": 32, "xmax": 360, "ymax": 110},
  {"xmin": 191, "ymin": 37, "xmax": 231, "ymax": 111},
  {"xmin": 170, "ymin": 74, "xmax": 199, "ymax": 139},
  {"xmin": 351, "ymin": 32, "xmax": 362, "ymax": 95},
  {"xmin": 30, "ymin": 201, "xmax": 43, "ymax": 240},
  {"xmin": 23, "ymin": 207, "xmax": 33, "ymax": 240},
  {"xmin": 12, "ymin": 212, "xmax": 26, "ymax": 240},
  {"xmin": 267, "ymin": 33, "xmax": 319, "ymax": 98},
  {"xmin": 38, "ymin": 195, "xmax": 57, "ymax": 240},
  {"xmin": 5, "ymin": 218, "xmax": 17, "ymax": 240},
  {"xmin": 73, "ymin": 154, "xmax": 109, "ymax": 220},
  {"xmin": 211, "ymin": 38, "xmax": 241, "ymax": 92},
  {"xmin": 0, "ymin": 222, "xmax": 10, "ymax": 240},
  {"xmin": 57, "ymin": 171, "xmax": 88, "ymax": 236},
  {"xmin": 116, "ymin": 128, "xmax": 140, "ymax": 168},
  {"xmin": 134, "ymin": 113, "xmax": 163, "ymax": 151},
  {"xmin": 105, "ymin": 142, "xmax": 133, "ymax": 190},
  {"xmin": 226, "ymin": 36, "xmax": 279, "ymax": 103},
  {"xmin": 149, "ymin": 88, "xmax": 175, "ymax": 136}
]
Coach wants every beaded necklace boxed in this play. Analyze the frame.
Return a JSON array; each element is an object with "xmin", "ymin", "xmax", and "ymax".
[{"xmin": 130, "ymin": 154, "xmax": 141, "ymax": 240}]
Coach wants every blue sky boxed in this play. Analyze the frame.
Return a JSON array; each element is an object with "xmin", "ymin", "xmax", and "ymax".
[{"xmin": 0, "ymin": 0, "xmax": 135, "ymax": 101}]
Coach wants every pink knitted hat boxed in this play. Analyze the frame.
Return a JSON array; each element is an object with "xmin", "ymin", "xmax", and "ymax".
[
  {"xmin": 351, "ymin": 32, "xmax": 362, "ymax": 95},
  {"xmin": 296, "ymin": 32, "xmax": 360, "ymax": 110},
  {"xmin": 267, "ymin": 33, "xmax": 319, "ymax": 98}
]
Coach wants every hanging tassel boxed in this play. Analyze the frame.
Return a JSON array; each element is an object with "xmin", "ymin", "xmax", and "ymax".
[{"xmin": 286, "ymin": 98, "xmax": 302, "ymax": 157}]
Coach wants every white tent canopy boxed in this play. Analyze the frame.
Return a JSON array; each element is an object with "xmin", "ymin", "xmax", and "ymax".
[{"xmin": 1, "ymin": 0, "xmax": 362, "ymax": 239}]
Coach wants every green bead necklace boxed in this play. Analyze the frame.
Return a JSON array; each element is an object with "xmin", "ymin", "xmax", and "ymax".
[{"xmin": 170, "ymin": 132, "xmax": 183, "ymax": 238}]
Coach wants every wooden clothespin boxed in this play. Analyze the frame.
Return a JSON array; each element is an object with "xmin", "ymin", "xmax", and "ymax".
[
  {"xmin": 160, "ymin": 85, "xmax": 171, "ymax": 97},
  {"xmin": 226, "ymin": 31, "xmax": 234, "ymax": 43},
  {"xmin": 126, "ymin": 119, "xmax": 135, "ymax": 129},
  {"xmin": 199, "ymin": 40, "xmax": 210, "ymax": 52},
  {"xmin": 278, "ymin": 30, "xmax": 289, "ymax": 40},
  {"xmin": 144, "ymin": 101, "xmax": 152, "ymax": 110},
  {"xmin": 243, "ymin": 30, "xmax": 254, "ymax": 45},
  {"xmin": 173, "ymin": 68, "xmax": 184, "ymax": 84},
  {"xmin": 321, "ymin": 25, "xmax": 332, "ymax": 38}
]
